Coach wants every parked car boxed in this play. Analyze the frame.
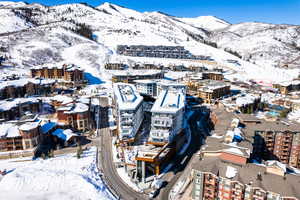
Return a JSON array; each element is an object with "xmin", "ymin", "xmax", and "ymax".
[{"xmin": 148, "ymin": 189, "xmax": 159, "ymax": 199}]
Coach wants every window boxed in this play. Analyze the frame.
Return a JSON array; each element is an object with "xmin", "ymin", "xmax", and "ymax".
[
  {"xmin": 25, "ymin": 141, "xmax": 30, "ymax": 149},
  {"xmin": 79, "ymin": 120, "xmax": 84, "ymax": 128}
]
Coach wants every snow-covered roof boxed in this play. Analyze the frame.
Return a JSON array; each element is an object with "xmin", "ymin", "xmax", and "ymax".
[
  {"xmin": 52, "ymin": 129, "xmax": 77, "ymax": 141},
  {"xmin": 151, "ymin": 89, "xmax": 185, "ymax": 114},
  {"xmin": 113, "ymin": 83, "xmax": 143, "ymax": 111},
  {"xmin": 51, "ymin": 95, "xmax": 73, "ymax": 105},
  {"xmin": 0, "ymin": 123, "xmax": 20, "ymax": 138},
  {"xmin": 199, "ymin": 80, "xmax": 229, "ymax": 92},
  {"xmin": 266, "ymin": 160, "xmax": 286, "ymax": 173},
  {"xmin": 0, "ymin": 98, "xmax": 40, "ymax": 112},
  {"xmin": 0, "ymin": 78, "xmax": 55, "ymax": 90},
  {"xmin": 275, "ymin": 80, "xmax": 300, "ymax": 87},
  {"xmin": 236, "ymin": 94, "xmax": 260, "ymax": 106},
  {"xmin": 112, "ymin": 69, "xmax": 162, "ymax": 76},
  {"xmin": 32, "ymin": 63, "xmax": 83, "ymax": 71},
  {"xmin": 65, "ymin": 103, "xmax": 89, "ymax": 114},
  {"xmin": 19, "ymin": 122, "xmax": 40, "ymax": 131}
]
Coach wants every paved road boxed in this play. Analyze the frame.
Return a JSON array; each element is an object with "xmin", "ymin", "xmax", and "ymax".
[
  {"xmin": 158, "ymin": 110, "xmax": 205, "ymax": 200},
  {"xmin": 97, "ymin": 97, "xmax": 147, "ymax": 200}
]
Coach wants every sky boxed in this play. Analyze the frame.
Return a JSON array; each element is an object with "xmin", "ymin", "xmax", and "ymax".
[{"xmin": 5, "ymin": 0, "xmax": 300, "ymax": 25}]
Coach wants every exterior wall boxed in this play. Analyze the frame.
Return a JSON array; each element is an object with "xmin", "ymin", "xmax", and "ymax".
[
  {"xmin": 220, "ymin": 152, "xmax": 247, "ymax": 165},
  {"xmin": 31, "ymin": 67, "xmax": 84, "ymax": 82},
  {"xmin": 192, "ymin": 170, "xmax": 295, "ymax": 200},
  {"xmin": 290, "ymin": 133, "xmax": 300, "ymax": 168},
  {"xmin": 117, "ymin": 45, "xmax": 196, "ymax": 59},
  {"xmin": 105, "ymin": 63, "xmax": 126, "ymax": 70},
  {"xmin": 198, "ymin": 85, "xmax": 230, "ymax": 104},
  {"xmin": 253, "ymin": 131, "xmax": 300, "ymax": 169},
  {"xmin": 0, "ymin": 137, "xmax": 23, "ymax": 151},
  {"xmin": 57, "ymin": 111, "xmax": 90, "ymax": 131},
  {"xmin": 116, "ymin": 102, "xmax": 144, "ymax": 141},
  {"xmin": 135, "ymin": 82, "xmax": 157, "ymax": 97},
  {"xmin": 266, "ymin": 166, "xmax": 285, "ymax": 176},
  {"xmin": 149, "ymin": 108, "xmax": 184, "ymax": 143},
  {"xmin": 112, "ymin": 72, "xmax": 164, "ymax": 84}
]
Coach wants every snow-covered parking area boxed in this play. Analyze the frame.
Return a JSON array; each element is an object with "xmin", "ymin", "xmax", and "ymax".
[{"xmin": 0, "ymin": 147, "xmax": 114, "ymax": 200}]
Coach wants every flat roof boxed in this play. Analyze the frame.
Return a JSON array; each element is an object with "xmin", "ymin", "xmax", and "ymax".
[
  {"xmin": 113, "ymin": 83, "xmax": 143, "ymax": 111},
  {"xmin": 151, "ymin": 89, "xmax": 185, "ymax": 114}
]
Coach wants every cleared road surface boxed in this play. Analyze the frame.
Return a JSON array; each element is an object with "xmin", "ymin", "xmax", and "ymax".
[{"xmin": 98, "ymin": 97, "xmax": 147, "ymax": 200}]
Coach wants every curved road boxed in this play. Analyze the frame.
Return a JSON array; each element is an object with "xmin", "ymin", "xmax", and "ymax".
[
  {"xmin": 158, "ymin": 110, "xmax": 205, "ymax": 200},
  {"xmin": 98, "ymin": 97, "xmax": 147, "ymax": 200}
]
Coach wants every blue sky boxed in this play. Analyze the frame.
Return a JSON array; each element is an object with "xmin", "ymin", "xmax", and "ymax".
[{"xmin": 6, "ymin": 0, "xmax": 300, "ymax": 24}]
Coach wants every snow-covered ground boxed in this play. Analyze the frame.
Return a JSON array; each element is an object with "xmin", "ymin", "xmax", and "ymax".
[
  {"xmin": 0, "ymin": 1, "xmax": 299, "ymax": 85},
  {"xmin": 0, "ymin": 147, "xmax": 114, "ymax": 200}
]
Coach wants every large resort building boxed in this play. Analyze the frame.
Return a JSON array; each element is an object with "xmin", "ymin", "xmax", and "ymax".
[
  {"xmin": 111, "ymin": 70, "xmax": 164, "ymax": 84},
  {"xmin": 117, "ymin": 45, "xmax": 196, "ymax": 59},
  {"xmin": 113, "ymin": 83, "xmax": 144, "ymax": 142},
  {"xmin": 190, "ymin": 107, "xmax": 300, "ymax": 200},
  {"xmin": 31, "ymin": 63, "xmax": 84, "ymax": 82},
  {"xmin": 192, "ymin": 157, "xmax": 300, "ymax": 200},
  {"xmin": 148, "ymin": 89, "xmax": 185, "ymax": 144},
  {"xmin": 196, "ymin": 80, "xmax": 231, "ymax": 104}
]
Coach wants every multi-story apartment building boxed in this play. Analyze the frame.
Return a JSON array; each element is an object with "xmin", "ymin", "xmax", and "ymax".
[
  {"xmin": 134, "ymin": 79, "xmax": 186, "ymax": 99},
  {"xmin": 0, "ymin": 121, "xmax": 40, "ymax": 151},
  {"xmin": 273, "ymin": 80, "xmax": 300, "ymax": 95},
  {"xmin": 113, "ymin": 83, "xmax": 144, "ymax": 142},
  {"xmin": 56, "ymin": 102, "xmax": 91, "ymax": 132},
  {"xmin": 197, "ymin": 80, "xmax": 231, "ymax": 104},
  {"xmin": 31, "ymin": 63, "xmax": 84, "ymax": 82},
  {"xmin": 202, "ymin": 71, "xmax": 224, "ymax": 81},
  {"xmin": 111, "ymin": 70, "xmax": 164, "ymax": 83},
  {"xmin": 0, "ymin": 98, "xmax": 42, "ymax": 122},
  {"xmin": 192, "ymin": 157, "xmax": 300, "ymax": 200},
  {"xmin": 0, "ymin": 78, "xmax": 55, "ymax": 100},
  {"xmin": 148, "ymin": 89, "xmax": 185, "ymax": 144},
  {"xmin": 117, "ymin": 45, "xmax": 196, "ymax": 59},
  {"xmin": 104, "ymin": 63, "xmax": 127, "ymax": 70},
  {"xmin": 252, "ymin": 123, "xmax": 300, "ymax": 169}
]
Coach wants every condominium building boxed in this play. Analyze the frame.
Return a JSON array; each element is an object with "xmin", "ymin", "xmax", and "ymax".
[
  {"xmin": 0, "ymin": 121, "xmax": 40, "ymax": 151},
  {"xmin": 134, "ymin": 79, "xmax": 186, "ymax": 99},
  {"xmin": 197, "ymin": 80, "xmax": 230, "ymax": 104},
  {"xmin": 104, "ymin": 63, "xmax": 126, "ymax": 70},
  {"xmin": 113, "ymin": 83, "xmax": 144, "ymax": 142},
  {"xmin": 134, "ymin": 80, "xmax": 158, "ymax": 98},
  {"xmin": 56, "ymin": 102, "xmax": 91, "ymax": 132},
  {"xmin": 117, "ymin": 45, "xmax": 195, "ymax": 59},
  {"xmin": 0, "ymin": 78, "xmax": 55, "ymax": 100},
  {"xmin": 111, "ymin": 70, "xmax": 164, "ymax": 83},
  {"xmin": 192, "ymin": 157, "xmax": 300, "ymax": 200},
  {"xmin": 273, "ymin": 80, "xmax": 300, "ymax": 95},
  {"xmin": 148, "ymin": 89, "xmax": 185, "ymax": 144},
  {"xmin": 252, "ymin": 123, "xmax": 300, "ymax": 169},
  {"xmin": 31, "ymin": 63, "xmax": 84, "ymax": 82}
]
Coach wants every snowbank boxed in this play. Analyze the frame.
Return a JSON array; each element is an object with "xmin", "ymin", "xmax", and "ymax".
[{"xmin": 0, "ymin": 147, "xmax": 114, "ymax": 200}]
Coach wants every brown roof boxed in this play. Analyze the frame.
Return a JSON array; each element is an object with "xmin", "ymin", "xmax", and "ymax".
[{"xmin": 193, "ymin": 157, "xmax": 300, "ymax": 198}]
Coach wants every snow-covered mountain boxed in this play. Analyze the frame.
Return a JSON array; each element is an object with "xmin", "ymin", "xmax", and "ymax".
[
  {"xmin": 0, "ymin": 1, "xmax": 299, "ymax": 83},
  {"xmin": 178, "ymin": 16, "xmax": 230, "ymax": 31}
]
